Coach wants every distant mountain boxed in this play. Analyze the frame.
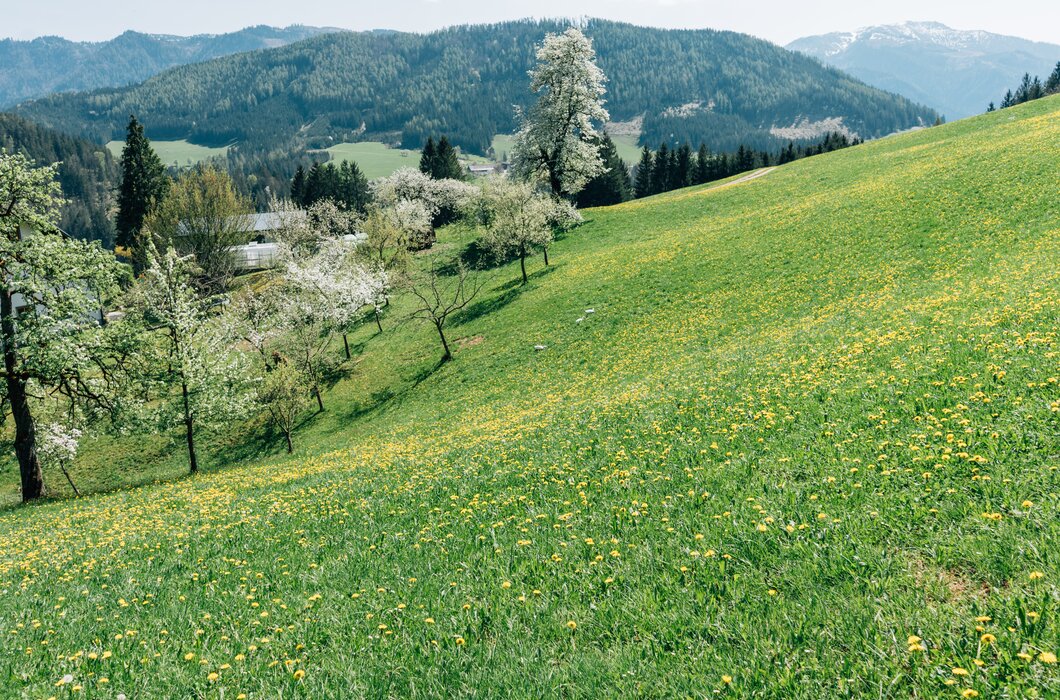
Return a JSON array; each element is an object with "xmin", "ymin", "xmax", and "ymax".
[
  {"xmin": 0, "ymin": 113, "xmax": 117, "ymax": 245},
  {"xmin": 0, "ymin": 25, "xmax": 341, "ymax": 107},
  {"xmin": 15, "ymin": 19, "xmax": 936, "ymax": 158},
  {"xmin": 788, "ymin": 21, "xmax": 1060, "ymax": 119}
]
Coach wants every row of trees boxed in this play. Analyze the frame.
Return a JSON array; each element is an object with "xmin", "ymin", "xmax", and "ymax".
[{"xmin": 989, "ymin": 63, "xmax": 1060, "ymax": 111}]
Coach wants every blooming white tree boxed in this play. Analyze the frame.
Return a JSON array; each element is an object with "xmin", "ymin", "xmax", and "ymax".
[
  {"xmin": 475, "ymin": 179, "xmax": 584, "ymax": 284},
  {"xmin": 132, "ymin": 243, "xmax": 254, "ymax": 473},
  {"xmin": 511, "ymin": 28, "xmax": 610, "ymax": 196},
  {"xmin": 371, "ymin": 169, "xmax": 475, "ymax": 248},
  {"xmin": 37, "ymin": 423, "xmax": 83, "ymax": 496},
  {"xmin": 0, "ymin": 150, "xmax": 128, "ymax": 501}
]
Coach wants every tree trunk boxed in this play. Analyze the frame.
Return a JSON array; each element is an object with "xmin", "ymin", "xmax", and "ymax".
[
  {"xmin": 520, "ymin": 249, "xmax": 528, "ymax": 285},
  {"xmin": 60, "ymin": 461, "xmax": 80, "ymax": 497},
  {"xmin": 543, "ymin": 247, "xmax": 550, "ymax": 267},
  {"xmin": 375, "ymin": 307, "xmax": 383, "ymax": 333},
  {"xmin": 181, "ymin": 377, "xmax": 198, "ymax": 473},
  {"xmin": 314, "ymin": 385, "xmax": 325, "ymax": 412},
  {"xmin": 1, "ymin": 288, "xmax": 44, "ymax": 502},
  {"xmin": 436, "ymin": 322, "xmax": 451, "ymax": 361},
  {"xmin": 342, "ymin": 334, "xmax": 351, "ymax": 360},
  {"xmin": 285, "ymin": 430, "xmax": 293, "ymax": 454}
]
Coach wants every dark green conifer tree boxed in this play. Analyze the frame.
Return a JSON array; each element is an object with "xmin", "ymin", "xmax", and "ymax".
[
  {"xmin": 634, "ymin": 146, "xmax": 653, "ymax": 199},
  {"xmin": 435, "ymin": 137, "xmax": 465, "ymax": 180},
  {"xmin": 674, "ymin": 143, "xmax": 693, "ymax": 189},
  {"xmin": 694, "ymin": 143, "xmax": 710, "ymax": 184},
  {"xmin": 419, "ymin": 137, "xmax": 438, "ymax": 177},
  {"xmin": 290, "ymin": 165, "xmax": 307, "ymax": 206},
  {"xmin": 650, "ymin": 143, "xmax": 670, "ymax": 195},
  {"xmin": 576, "ymin": 135, "xmax": 631, "ymax": 208},
  {"xmin": 115, "ymin": 115, "xmax": 168, "ymax": 250}
]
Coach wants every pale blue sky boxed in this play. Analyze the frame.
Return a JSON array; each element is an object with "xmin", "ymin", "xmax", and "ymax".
[{"xmin": 5, "ymin": 0, "xmax": 1059, "ymax": 45}]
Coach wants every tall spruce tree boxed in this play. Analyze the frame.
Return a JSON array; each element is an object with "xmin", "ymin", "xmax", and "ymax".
[
  {"xmin": 419, "ymin": 137, "xmax": 438, "ymax": 177},
  {"xmin": 674, "ymin": 143, "xmax": 693, "ymax": 189},
  {"xmin": 1047, "ymin": 62, "xmax": 1060, "ymax": 93},
  {"xmin": 576, "ymin": 135, "xmax": 631, "ymax": 208},
  {"xmin": 435, "ymin": 137, "xmax": 465, "ymax": 180},
  {"xmin": 115, "ymin": 116, "xmax": 168, "ymax": 252},
  {"xmin": 650, "ymin": 143, "xmax": 670, "ymax": 195},
  {"xmin": 694, "ymin": 143, "xmax": 710, "ymax": 184},
  {"xmin": 634, "ymin": 146, "xmax": 653, "ymax": 199},
  {"xmin": 290, "ymin": 165, "xmax": 307, "ymax": 206}
]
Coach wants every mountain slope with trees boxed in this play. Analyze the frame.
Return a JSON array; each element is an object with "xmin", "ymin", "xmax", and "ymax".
[
  {"xmin": 16, "ymin": 19, "xmax": 937, "ymax": 156},
  {"xmin": 788, "ymin": 21, "xmax": 1060, "ymax": 119},
  {"xmin": 0, "ymin": 25, "xmax": 339, "ymax": 108},
  {"xmin": 0, "ymin": 113, "xmax": 117, "ymax": 244}
]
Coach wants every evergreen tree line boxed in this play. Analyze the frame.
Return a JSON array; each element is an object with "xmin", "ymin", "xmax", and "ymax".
[
  {"xmin": 290, "ymin": 160, "xmax": 371, "ymax": 212},
  {"xmin": 626, "ymin": 132, "xmax": 861, "ymax": 200},
  {"xmin": 989, "ymin": 63, "xmax": 1060, "ymax": 111}
]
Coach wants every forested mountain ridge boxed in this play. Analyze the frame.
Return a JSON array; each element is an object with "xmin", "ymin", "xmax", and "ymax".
[
  {"xmin": 0, "ymin": 25, "xmax": 340, "ymax": 108},
  {"xmin": 788, "ymin": 21, "xmax": 1060, "ymax": 119},
  {"xmin": 0, "ymin": 113, "xmax": 117, "ymax": 244},
  {"xmin": 15, "ymin": 19, "xmax": 937, "ymax": 156}
]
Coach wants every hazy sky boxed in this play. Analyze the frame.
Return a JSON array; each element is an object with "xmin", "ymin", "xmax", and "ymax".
[{"xmin": 5, "ymin": 0, "xmax": 1059, "ymax": 45}]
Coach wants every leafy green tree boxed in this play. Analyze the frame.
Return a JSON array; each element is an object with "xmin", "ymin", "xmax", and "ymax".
[
  {"xmin": 576, "ymin": 135, "xmax": 631, "ymax": 207},
  {"xmin": 116, "ymin": 116, "xmax": 168, "ymax": 253},
  {"xmin": 143, "ymin": 166, "xmax": 253, "ymax": 293},
  {"xmin": 258, "ymin": 361, "xmax": 310, "ymax": 454},
  {"xmin": 511, "ymin": 28, "xmax": 609, "ymax": 196},
  {"xmin": 0, "ymin": 150, "xmax": 128, "ymax": 501}
]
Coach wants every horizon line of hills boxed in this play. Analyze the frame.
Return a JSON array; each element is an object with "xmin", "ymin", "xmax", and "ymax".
[{"xmin": 1, "ymin": 17, "xmax": 1056, "ymax": 247}]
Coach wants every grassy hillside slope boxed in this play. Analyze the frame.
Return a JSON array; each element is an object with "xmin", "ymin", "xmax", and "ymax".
[{"xmin": 0, "ymin": 97, "xmax": 1057, "ymax": 698}]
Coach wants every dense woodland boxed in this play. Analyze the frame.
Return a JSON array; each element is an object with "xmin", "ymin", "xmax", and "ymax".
[
  {"xmin": 0, "ymin": 113, "xmax": 117, "ymax": 244},
  {"xmin": 16, "ymin": 20, "xmax": 936, "ymax": 159}
]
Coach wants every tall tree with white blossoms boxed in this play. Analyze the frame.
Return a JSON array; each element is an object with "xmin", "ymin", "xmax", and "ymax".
[
  {"xmin": 132, "ymin": 244, "xmax": 253, "ymax": 473},
  {"xmin": 511, "ymin": 28, "xmax": 610, "ymax": 197}
]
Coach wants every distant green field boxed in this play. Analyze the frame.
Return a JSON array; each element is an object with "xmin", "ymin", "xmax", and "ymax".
[
  {"xmin": 327, "ymin": 141, "xmax": 492, "ymax": 180},
  {"xmin": 106, "ymin": 139, "xmax": 228, "ymax": 166},
  {"xmin": 491, "ymin": 133, "xmax": 642, "ymax": 165},
  {"xmin": 325, "ymin": 142, "xmax": 420, "ymax": 180}
]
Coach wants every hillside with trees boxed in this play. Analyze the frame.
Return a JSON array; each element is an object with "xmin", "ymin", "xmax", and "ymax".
[
  {"xmin": 0, "ymin": 25, "xmax": 339, "ymax": 107},
  {"xmin": 15, "ymin": 19, "xmax": 937, "ymax": 157},
  {"xmin": 0, "ymin": 113, "xmax": 117, "ymax": 244}
]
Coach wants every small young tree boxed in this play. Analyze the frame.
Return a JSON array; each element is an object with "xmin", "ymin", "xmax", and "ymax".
[
  {"xmin": 37, "ymin": 423, "xmax": 82, "ymax": 496},
  {"xmin": 511, "ymin": 28, "xmax": 609, "ymax": 197},
  {"xmin": 132, "ymin": 244, "xmax": 253, "ymax": 473},
  {"xmin": 258, "ymin": 361, "xmax": 310, "ymax": 453},
  {"xmin": 407, "ymin": 260, "xmax": 483, "ymax": 362},
  {"xmin": 143, "ymin": 166, "xmax": 253, "ymax": 292}
]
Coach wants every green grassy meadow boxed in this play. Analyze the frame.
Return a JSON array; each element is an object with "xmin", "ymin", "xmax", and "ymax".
[
  {"xmin": 105, "ymin": 139, "xmax": 229, "ymax": 167},
  {"xmin": 326, "ymin": 142, "xmax": 491, "ymax": 180},
  {"xmin": 2, "ymin": 97, "xmax": 1059, "ymax": 698}
]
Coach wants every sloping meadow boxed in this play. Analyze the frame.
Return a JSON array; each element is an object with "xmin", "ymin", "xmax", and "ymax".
[{"xmin": 0, "ymin": 97, "xmax": 1057, "ymax": 697}]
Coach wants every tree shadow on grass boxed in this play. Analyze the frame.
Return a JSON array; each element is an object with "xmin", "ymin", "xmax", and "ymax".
[
  {"xmin": 452, "ymin": 266, "xmax": 555, "ymax": 326},
  {"xmin": 338, "ymin": 356, "xmax": 448, "ymax": 423}
]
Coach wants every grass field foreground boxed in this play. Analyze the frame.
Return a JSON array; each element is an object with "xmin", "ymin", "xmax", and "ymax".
[{"xmin": 1, "ymin": 97, "xmax": 1058, "ymax": 698}]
